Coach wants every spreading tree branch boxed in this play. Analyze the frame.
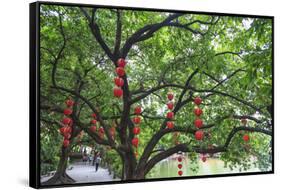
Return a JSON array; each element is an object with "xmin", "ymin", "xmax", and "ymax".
[
  {"xmin": 121, "ymin": 15, "xmax": 219, "ymax": 58},
  {"xmin": 45, "ymin": 11, "xmax": 117, "ymax": 147},
  {"xmin": 80, "ymin": 8, "xmax": 115, "ymax": 61},
  {"xmin": 210, "ymin": 68, "xmax": 246, "ymax": 90},
  {"xmin": 190, "ymin": 86, "xmax": 263, "ymax": 113},
  {"xmin": 113, "ymin": 9, "xmax": 122, "ymax": 56},
  {"xmin": 121, "ymin": 13, "xmax": 184, "ymax": 57},
  {"xmin": 144, "ymin": 125, "xmax": 272, "ymax": 175}
]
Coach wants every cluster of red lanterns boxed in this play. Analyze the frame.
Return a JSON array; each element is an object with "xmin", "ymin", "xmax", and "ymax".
[
  {"xmin": 177, "ymin": 154, "xmax": 183, "ymax": 176},
  {"xmin": 193, "ymin": 97, "xmax": 204, "ymax": 141},
  {"xmin": 90, "ymin": 113, "xmax": 105, "ymax": 139},
  {"xmin": 172, "ymin": 131, "xmax": 184, "ymax": 176},
  {"xmin": 166, "ymin": 92, "xmax": 175, "ymax": 129},
  {"xmin": 241, "ymin": 118, "xmax": 250, "ymax": 142},
  {"xmin": 163, "ymin": 92, "xmax": 184, "ymax": 176},
  {"xmin": 60, "ymin": 99, "xmax": 74, "ymax": 148},
  {"xmin": 132, "ymin": 106, "xmax": 142, "ymax": 157},
  {"xmin": 171, "ymin": 132, "xmax": 184, "ymax": 176},
  {"xmin": 113, "ymin": 58, "xmax": 126, "ymax": 98}
]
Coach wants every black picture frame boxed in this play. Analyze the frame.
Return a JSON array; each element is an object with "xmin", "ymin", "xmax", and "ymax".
[{"xmin": 30, "ymin": 1, "xmax": 274, "ymax": 189}]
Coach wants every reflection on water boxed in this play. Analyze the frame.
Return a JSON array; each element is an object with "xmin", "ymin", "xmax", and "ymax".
[{"xmin": 147, "ymin": 155, "xmax": 260, "ymax": 178}]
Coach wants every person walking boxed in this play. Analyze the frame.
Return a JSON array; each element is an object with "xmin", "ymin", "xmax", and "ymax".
[
  {"xmin": 88, "ymin": 154, "xmax": 93, "ymax": 165},
  {"xmin": 82, "ymin": 148, "xmax": 88, "ymax": 164},
  {"xmin": 92, "ymin": 150, "xmax": 98, "ymax": 166},
  {"xmin": 95, "ymin": 154, "xmax": 101, "ymax": 172}
]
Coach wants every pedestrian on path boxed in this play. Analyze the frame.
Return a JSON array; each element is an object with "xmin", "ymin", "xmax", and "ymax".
[
  {"xmin": 88, "ymin": 154, "xmax": 93, "ymax": 165},
  {"xmin": 92, "ymin": 150, "xmax": 98, "ymax": 166},
  {"xmin": 95, "ymin": 154, "xmax": 102, "ymax": 172}
]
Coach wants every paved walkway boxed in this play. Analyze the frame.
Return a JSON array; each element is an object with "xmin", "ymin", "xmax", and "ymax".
[{"xmin": 41, "ymin": 162, "xmax": 120, "ymax": 183}]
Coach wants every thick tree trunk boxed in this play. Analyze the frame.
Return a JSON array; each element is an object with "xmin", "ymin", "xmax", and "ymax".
[
  {"xmin": 123, "ymin": 155, "xmax": 134, "ymax": 180},
  {"xmin": 42, "ymin": 147, "xmax": 75, "ymax": 185},
  {"xmin": 123, "ymin": 165, "xmax": 145, "ymax": 180},
  {"xmin": 120, "ymin": 150, "xmax": 147, "ymax": 180},
  {"xmin": 133, "ymin": 170, "xmax": 145, "ymax": 180}
]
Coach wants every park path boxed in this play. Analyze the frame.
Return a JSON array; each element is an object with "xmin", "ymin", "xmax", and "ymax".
[{"xmin": 41, "ymin": 162, "xmax": 120, "ymax": 183}]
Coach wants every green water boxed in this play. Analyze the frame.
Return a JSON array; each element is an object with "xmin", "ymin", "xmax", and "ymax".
[{"xmin": 147, "ymin": 155, "xmax": 260, "ymax": 178}]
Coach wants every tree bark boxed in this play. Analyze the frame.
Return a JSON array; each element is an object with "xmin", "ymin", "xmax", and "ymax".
[
  {"xmin": 118, "ymin": 147, "xmax": 139, "ymax": 180},
  {"xmin": 42, "ymin": 147, "xmax": 75, "ymax": 185},
  {"xmin": 123, "ymin": 156, "xmax": 134, "ymax": 180}
]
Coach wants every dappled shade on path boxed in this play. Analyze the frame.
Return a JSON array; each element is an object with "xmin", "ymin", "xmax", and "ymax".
[{"xmin": 41, "ymin": 162, "xmax": 120, "ymax": 184}]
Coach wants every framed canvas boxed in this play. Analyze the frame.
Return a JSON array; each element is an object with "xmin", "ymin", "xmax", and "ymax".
[{"xmin": 29, "ymin": 1, "xmax": 274, "ymax": 189}]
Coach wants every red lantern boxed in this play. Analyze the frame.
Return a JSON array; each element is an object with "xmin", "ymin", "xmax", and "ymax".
[
  {"xmin": 64, "ymin": 126, "xmax": 72, "ymax": 134},
  {"xmin": 99, "ymin": 132, "xmax": 104, "ymax": 139},
  {"xmin": 69, "ymin": 119, "xmax": 73, "ymax": 126},
  {"xmin": 92, "ymin": 113, "xmax": 97, "ymax": 119},
  {"xmin": 63, "ymin": 139, "xmax": 70, "ymax": 147},
  {"xmin": 99, "ymin": 127, "xmax": 105, "ymax": 134},
  {"xmin": 59, "ymin": 127, "xmax": 66, "ymax": 134},
  {"xmin": 167, "ymin": 92, "xmax": 174, "ymax": 101},
  {"xmin": 177, "ymin": 157, "xmax": 182, "ymax": 162},
  {"xmin": 133, "ymin": 127, "xmax": 141, "ymax": 135},
  {"xmin": 113, "ymin": 87, "xmax": 123, "ymax": 98},
  {"xmin": 110, "ymin": 127, "xmax": 116, "ymax": 137},
  {"xmin": 114, "ymin": 77, "xmax": 124, "ymax": 87},
  {"xmin": 166, "ymin": 121, "xmax": 174, "ymax": 129},
  {"xmin": 195, "ymin": 130, "xmax": 204, "ymax": 140},
  {"xmin": 133, "ymin": 116, "xmax": 141, "ymax": 124},
  {"xmin": 132, "ymin": 137, "xmax": 139, "ymax": 147},
  {"xmin": 134, "ymin": 106, "xmax": 142, "ymax": 115},
  {"xmin": 117, "ymin": 58, "xmax": 126, "ymax": 68},
  {"xmin": 99, "ymin": 132, "xmax": 105, "ymax": 139},
  {"xmin": 194, "ymin": 118, "xmax": 203, "ymax": 128},
  {"xmin": 202, "ymin": 156, "xmax": 207, "ymax": 162},
  {"xmin": 178, "ymin": 170, "xmax": 183, "ymax": 176},
  {"xmin": 65, "ymin": 99, "xmax": 74, "ymax": 107},
  {"xmin": 62, "ymin": 118, "xmax": 72, "ymax": 125},
  {"xmin": 91, "ymin": 119, "xmax": 97, "ymax": 125},
  {"xmin": 178, "ymin": 164, "xmax": 183, "ymax": 169},
  {"xmin": 243, "ymin": 134, "xmax": 250, "ymax": 142},
  {"xmin": 194, "ymin": 97, "xmax": 202, "ymax": 105},
  {"xmin": 90, "ymin": 126, "xmax": 97, "ymax": 132},
  {"xmin": 63, "ymin": 108, "xmax": 72, "ymax": 116},
  {"xmin": 194, "ymin": 108, "xmax": 203, "ymax": 116},
  {"xmin": 64, "ymin": 133, "xmax": 71, "ymax": 139},
  {"xmin": 167, "ymin": 102, "xmax": 174, "ymax": 110},
  {"xmin": 166, "ymin": 112, "xmax": 174, "ymax": 119},
  {"xmin": 115, "ymin": 67, "xmax": 125, "ymax": 77}
]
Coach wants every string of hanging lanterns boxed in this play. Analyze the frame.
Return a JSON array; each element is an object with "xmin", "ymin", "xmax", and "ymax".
[
  {"xmin": 132, "ymin": 106, "xmax": 142, "ymax": 157},
  {"xmin": 113, "ymin": 58, "xmax": 126, "ymax": 98},
  {"xmin": 193, "ymin": 97, "xmax": 204, "ymax": 141},
  {"xmin": 59, "ymin": 99, "xmax": 74, "ymax": 148}
]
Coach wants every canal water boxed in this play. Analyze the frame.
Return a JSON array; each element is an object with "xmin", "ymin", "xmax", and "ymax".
[{"xmin": 147, "ymin": 155, "xmax": 260, "ymax": 178}]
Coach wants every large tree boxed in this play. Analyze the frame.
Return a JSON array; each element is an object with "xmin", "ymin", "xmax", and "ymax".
[{"xmin": 40, "ymin": 5, "xmax": 272, "ymax": 183}]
